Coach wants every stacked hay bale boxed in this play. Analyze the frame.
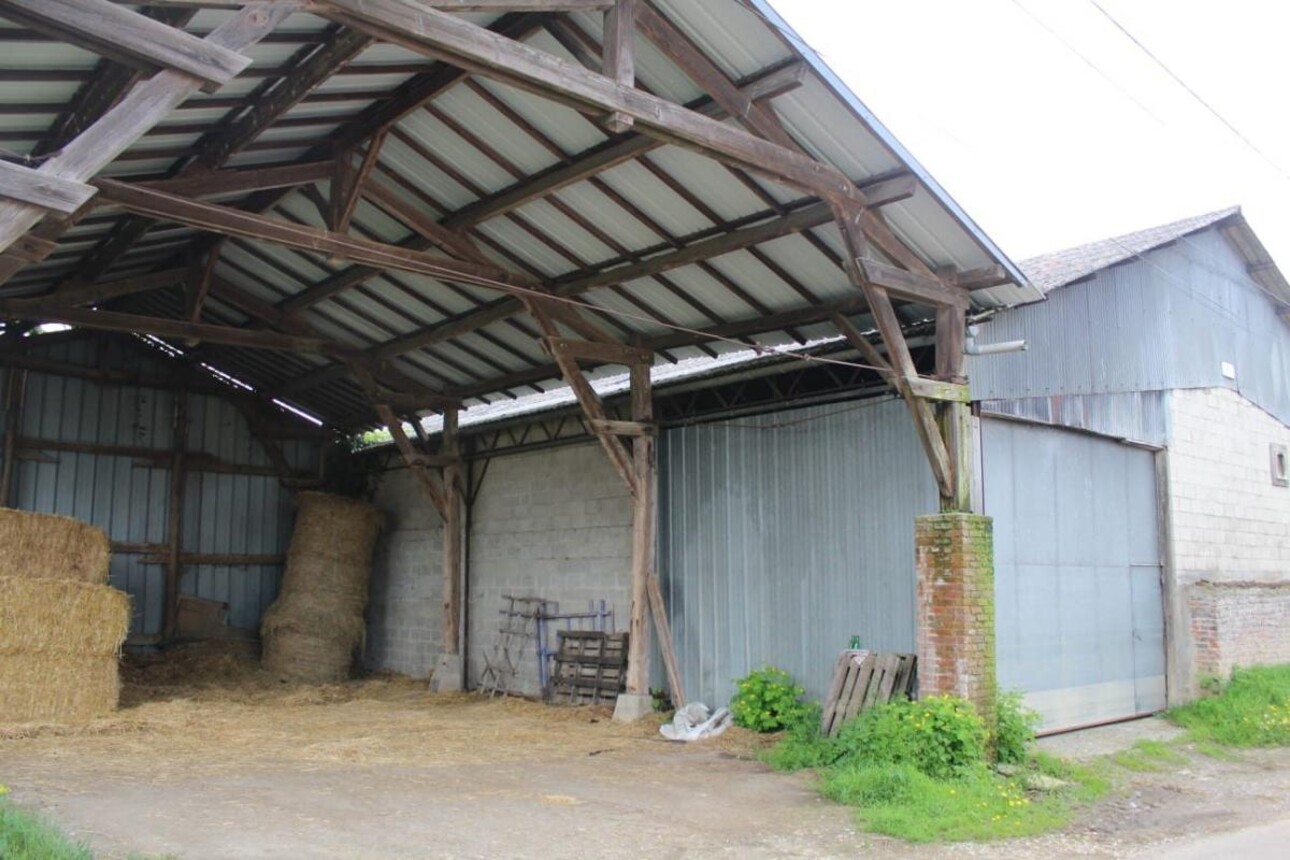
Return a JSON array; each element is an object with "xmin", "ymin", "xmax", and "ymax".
[
  {"xmin": 0, "ymin": 509, "xmax": 130, "ymax": 723},
  {"xmin": 261, "ymin": 492, "xmax": 384, "ymax": 683}
]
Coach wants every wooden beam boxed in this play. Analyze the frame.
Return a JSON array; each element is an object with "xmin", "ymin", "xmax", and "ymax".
[
  {"xmin": 441, "ymin": 404, "xmax": 462, "ymax": 657},
  {"xmin": 44, "ymin": 267, "xmax": 189, "ymax": 307},
  {"xmin": 66, "ymin": 24, "xmax": 373, "ymax": 283},
  {"xmin": 0, "ymin": 3, "xmax": 294, "ymax": 260},
  {"xmin": 600, "ymin": 0, "xmax": 637, "ymax": 133},
  {"xmin": 541, "ymin": 336, "xmax": 653, "ymax": 367},
  {"xmin": 588, "ymin": 418, "xmax": 653, "ymax": 437},
  {"xmin": 136, "ymin": 160, "xmax": 333, "ymax": 198},
  {"xmin": 0, "ymin": 367, "xmax": 25, "ymax": 507},
  {"xmin": 0, "ymin": 303, "xmax": 360, "ymax": 358},
  {"xmin": 329, "ymin": 129, "xmax": 387, "ymax": 234},
  {"xmin": 835, "ymin": 210, "xmax": 954, "ymax": 499},
  {"xmin": 530, "ymin": 304, "xmax": 636, "ymax": 495},
  {"xmin": 440, "ymin": 59, "xmax": 808, "ymax": 232},
  {"xmin": 953, "ymin": 264, "xmax": 1009, "ymax": 291},
  {"xmin": 830, "ymin": 312, "xmax": 894, "ymax": 387},
  {"xmin": 0, "ymin": 0, "xmax": 253, "ymax": 93},
  {"xmin": 163, "ymin": 392, "xmax": 187, "ymax": 641},
  {"xmin": 635, "ymin": 3, "xmax": 795, "ymax": 151},
  {"xmin": 624, "ymin": 357, "xmax": 654, "ymax": 697},
  {"xmin": 908, "ymin": 377, "xmax": 970, "ymax": 403},
  {"xmin": 186, "ymin": 243, "xmax": 221, "ymax": 335},
  {"xmin": 647, "ymin": 572, "xmax": 684, "ymax": 706},
  {"xmin": 0, "ymin": 160, "xmax": 97, "ymax": 215},
  {"xmin": 374, "ymin": 403, "xmax": 449, "ymax": 516},
  {"xmin": 322, "ymin": 0, "xmax": 865, "ymax": 207},
  {"xmin": 361, "ymin": 177, "xmax": 491, "ymax": 265},
  {"xmin": 857, "ymin": 258, "xmax": 969, "ymax": 310},
  {"xmin": 94, "ymin": 179, "xmax": 529, "ymax": 294}
]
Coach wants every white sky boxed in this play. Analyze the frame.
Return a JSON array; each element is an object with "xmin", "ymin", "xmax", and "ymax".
[{"xmin": 775, "ymin": 0, "xmax": 1290, "ymax": 267}]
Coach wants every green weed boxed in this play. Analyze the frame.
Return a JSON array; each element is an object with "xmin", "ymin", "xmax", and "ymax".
[
  {"xmin": 1168, "ymin": 665, "xmax": 1290, "ymax": 747},
  {"xmin": 0, "ymin": 798, "xmax": 93, "ymax": 860}
]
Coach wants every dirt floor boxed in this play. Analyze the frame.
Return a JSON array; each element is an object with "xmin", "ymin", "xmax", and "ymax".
[{"xmin": 3, "ymin": 645, "xmax": 1290, "ymax": 859}]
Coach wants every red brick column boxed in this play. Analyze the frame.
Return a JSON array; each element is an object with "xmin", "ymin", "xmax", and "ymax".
[{"xmin": 915, "ymin": 513, "xmax": 997, "ymax": 731}]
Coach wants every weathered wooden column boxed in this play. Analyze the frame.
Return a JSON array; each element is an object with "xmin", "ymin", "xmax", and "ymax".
[
  {"xmin": 163, "ymin": 391, "xmax": 188, "ymax": 641},
  {"xmin": 935, "ymin": 304, "xmax": 973, "ymax": 513},
  {"xmin": 614, "ymin": 358, "xmax": 657, "ymax": 721},
  {"xmin": 432, "ymin": 404, "xmax": 465, "ymax": 692},
  {"xmin": 0, "ymin": 367, "xmax": 26, "ymax": 508}
]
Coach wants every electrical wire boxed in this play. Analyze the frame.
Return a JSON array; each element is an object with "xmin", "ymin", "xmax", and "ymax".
[{"xmin": 1087, "ymin": 0, "xmax": 1290, "ymax": 184}]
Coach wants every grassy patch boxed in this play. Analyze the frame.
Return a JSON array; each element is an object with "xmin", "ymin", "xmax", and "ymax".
[
  {"xmin": 1110, "ymin": 739, "xmax": 1188, "ymax": 773},
  {"xmin": 818, "ymin": 761, "xmax": 1100, "ymax": 843},
  {"xmin": 763, "ymin": 699, "xmax": 1108, "ymax": 843},
  {"xmin": 1168, "ymin": 665, "xmax": 1290, "ymax": 747},
  {"xmin": 0, "ymin": 798, "xmax": 92, "ymax": 860}
]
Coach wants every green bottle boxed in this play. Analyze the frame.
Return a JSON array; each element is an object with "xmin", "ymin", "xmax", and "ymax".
[{"xmin": 849, "ymin": 634, "xmax": 862, "ymax": 650}]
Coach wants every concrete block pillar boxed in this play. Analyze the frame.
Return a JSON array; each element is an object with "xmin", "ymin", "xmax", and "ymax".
[{"xmin": 915, "ymin": 513, "xmax": 997, "ymax": 733}]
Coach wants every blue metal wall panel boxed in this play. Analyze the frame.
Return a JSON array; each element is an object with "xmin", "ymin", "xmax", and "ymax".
[
  {"xmin": 971, "ymin": 228, "xmax": 1290, "ymax": 429},
  {"xmin": 1, "ymin": 339, "xmax": 313, "ymax": 636},
  {"xmin": 658, "ymin": 397, "xmax": 938, "ymax": 707},
  {"xmin": 984, "ymin": 418, "xmax": 1164, "ymax": 731}
]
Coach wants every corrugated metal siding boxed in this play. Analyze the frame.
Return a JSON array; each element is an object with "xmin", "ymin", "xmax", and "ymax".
[
  {"xmin": 981, "ymin": 391, "xmax": 1169, "ymax": 447},
  {"xmin": 971, "ymin": 228, "xmax": 1290, "ymax": 428},
  {"xmin": 0, "ymin": 340, "xmax": 316, "ymax": 636},
  {"xmin": 984, "ymin": 418, "xmax": 1165, "ymax": 731},
  {"xmin": 658, "ymin": 397, "xmax": 938, "ymax": 707}
]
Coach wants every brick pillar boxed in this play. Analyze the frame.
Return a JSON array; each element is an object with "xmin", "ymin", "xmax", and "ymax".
[{"xmin": 915, "ymin": 513, "xmax": 997, "ymax": 733}]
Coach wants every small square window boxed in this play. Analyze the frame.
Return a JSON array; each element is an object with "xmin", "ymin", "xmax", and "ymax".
[{"xmin": 1273, "ymin": 444, "xmax": 1289, "ymax": 488}]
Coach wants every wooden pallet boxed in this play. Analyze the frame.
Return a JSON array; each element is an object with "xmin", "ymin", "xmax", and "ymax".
[
  {"xmin": 819, "ymin": 650, "xmax": 918, "ymax": 737},
  {"xmin": 549, "ymin": 630, "xmax": 629, "ymax": 706}
]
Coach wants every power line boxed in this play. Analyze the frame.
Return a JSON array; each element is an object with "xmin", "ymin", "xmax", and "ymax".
[{"xmin": 1087, "ymin": 0, "xmax": 1290, "ymax": 183}]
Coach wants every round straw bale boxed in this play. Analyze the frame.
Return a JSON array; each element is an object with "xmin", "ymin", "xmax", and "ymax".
[
  {"xmin": 259, "ymin": 492, "xmax": 382, "ymax": 683},
  {"xmin": 0, "ymin": 653, "xmax": 121, "ymax": 723},
  {"xmin": 262, "ymin": 602, "xmax": 365, "ymax": 683},
  {"xmin": 0, "ymin": 508, "xmax": 110, "ymax": 584},
  {"xmin": 277, "ymin": 492, "xmax": 384, "ymax": 604},
  {"xmin": 0, "ymin": 578, "xmax": 131, "ymax": 656}
]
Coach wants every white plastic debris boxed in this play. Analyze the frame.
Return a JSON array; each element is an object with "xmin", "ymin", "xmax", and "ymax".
[{"xmin": 659, "ymin": 702, "xmax": 733, "ymax": 742}]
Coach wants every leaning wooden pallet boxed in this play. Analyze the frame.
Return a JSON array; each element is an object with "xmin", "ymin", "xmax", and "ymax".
[{"xmin": 820, "ymin": 650, "xmax": 918, "ymax": 737}]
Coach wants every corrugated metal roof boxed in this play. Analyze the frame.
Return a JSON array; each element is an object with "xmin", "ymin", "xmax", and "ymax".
[{"xmin": 0, "ymin": 0, "xmax": 1037, "ymax": 428}]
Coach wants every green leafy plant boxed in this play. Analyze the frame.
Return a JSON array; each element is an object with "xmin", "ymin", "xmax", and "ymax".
[
  {"xmin": 763, "ymin": 703, "xmax": 842, "ymax": 771},
  {"xmin": 834, "ymin": 696, "xmax": 987, "ymax": 780},
  {"xmin": 994, "ymin": 691, "xmax": 1041, "ymax": 765},
  {"xmin": 730, "ymin": 667, "xmax": 806, "ymax": 732}
]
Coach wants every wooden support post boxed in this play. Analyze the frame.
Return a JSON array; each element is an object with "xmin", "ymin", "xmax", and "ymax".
[
  {"xmin": 0, "ymin": 367, "xmax": 26, "ymax": 508},
  {"xmin": 622, "ymin": 359, "xmax": 655, "ymax": 707},
  {"xmin": 935, "ymin": 304, "xmax": 973, "ymax": 513},
  {"xmin": 441, "ymin": 405, "xmax": 462, "ymax": 659},
  {"xmin": 601, "ymin": 0, "xmax": 636, "ymax": 133},
  {"xmin": 163, "ymin": 392, "xmax": 188, "ymax": 641},
  {"xmin": 647, "ymin": 572, "xmax": 685, "ymax": 707}
]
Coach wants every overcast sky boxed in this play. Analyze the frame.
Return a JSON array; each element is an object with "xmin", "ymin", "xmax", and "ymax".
[{"xmin": 775, "ymin": 0, "xmax": 1290, "ymax": 268}]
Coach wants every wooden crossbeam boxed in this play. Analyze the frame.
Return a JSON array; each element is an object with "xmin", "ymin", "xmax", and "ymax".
[
  {"xmin": 322, "ymin": 0, "xmax": 865, "ymax": 208},
  {"xmin": 541, "ymin": 336, "xmax": 653, "ymax": 367},
  {"xmin": 136, "ymin": 160, "xmax": 333, "ymax": 198},
  {"xmin": 0, "ymin": 160, "xmax": 97, "ymax": 215},
  {"xmin": 635, "ymin": 3, "xmax": 795, "ymax": 151},
  {"xmin": 834, "ymin": 211, "xmax": 954, "ymax": 499},
  {"xmin": 44, "ymin": 267, "xmax": 189, "ymax": 307},
  {"xmin": 373, "ymin": 403, "xmax": 450, "ymax": 517},
  {"xmin": 0, "ymin": 0, "xmax": 252, "ymax": 93},
  {"xmin": 0, "ymin": 3, "xmax": 293, "ymax": 260},
  {"xmin": 857, "ymin": 259, "xmax": 969, "ymax": 310},
  {"xmin": 94, "ymin": 179, "xmax": 529, "ymax": 292},
  {"xmin": 330, "ymin": 130, "xmax": 387, "ymax": 234},
  {"xmin": 0, "ymin": 303, "xmax": 360, "ymax": 358},
  {"xmin": 589, "ymin": 418, "xmax": 653, "ymax": 437},
  {"xmin": 361, "ymin": 177, "xmax": 491, "ymax": 265}
]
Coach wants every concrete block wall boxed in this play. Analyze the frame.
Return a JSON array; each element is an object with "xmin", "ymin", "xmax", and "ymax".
[
  {"xmin": 1167, "ymin": 387, "xmax": 1290, "ymax": 692},
  {"xmin": 364, "ymin": 441, "xmax": 633, "ymax": 695},
  {"xmin": 466, "ymin": 442, "xmax": 632, "ymax": 697},
  {"xmin": 364, "ymin": 468, "xmax": 445, "ymax": 679}
]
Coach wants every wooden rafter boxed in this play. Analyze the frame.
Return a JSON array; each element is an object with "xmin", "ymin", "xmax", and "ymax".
[
  {"xmin": 0, "ymin": 161, "xmax": 97, "ymax": 215},
  {"xmin": 329, "ymin": 129, "xmax": 388, "ymax": 234},
  {"xmin": 0, "ymin": 3, "xmax": 295, "ymax": 280},
  {"xmin": 322, "ymin": 0, "xmax": 865, "ymax": 207},
  {"xmin": 0, "ymin": 0, "xmax": 252, "ymax": 93},
  {"xmin": 136, "ymin": 160, "xmax": 334, "ymax": 198}
]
